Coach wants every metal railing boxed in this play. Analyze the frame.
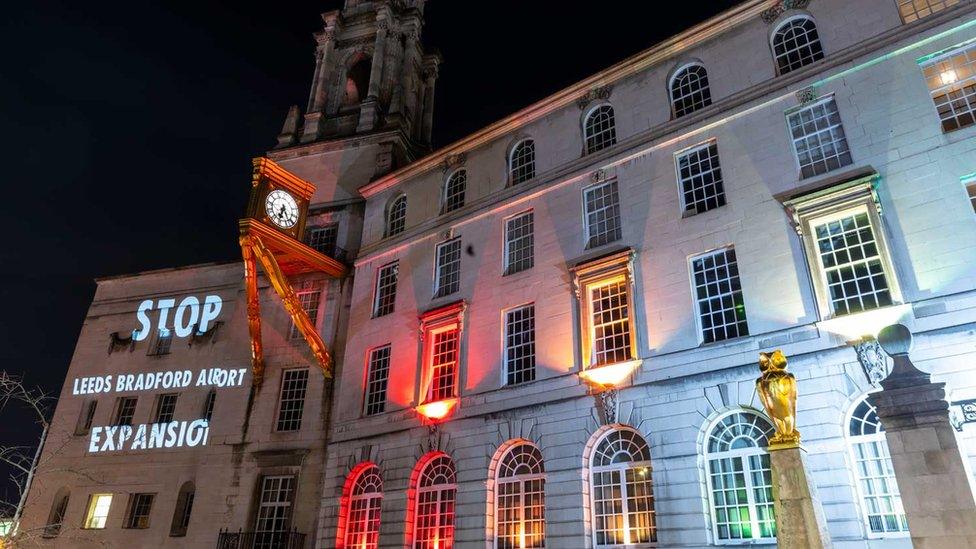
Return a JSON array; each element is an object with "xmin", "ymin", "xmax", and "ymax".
[{"xmin": 216, "ymin": 529, "xmax": 306, "ymax": 549}]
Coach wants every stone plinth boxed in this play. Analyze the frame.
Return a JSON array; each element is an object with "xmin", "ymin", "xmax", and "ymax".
[{"xmin": 768, "ymin": 445, "xmax": 833, "ymax": 548}]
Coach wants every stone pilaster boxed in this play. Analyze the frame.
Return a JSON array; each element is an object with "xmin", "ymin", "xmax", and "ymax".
[
  {"xmin": 867, "ymin": 324, "xmax": 976, "ymax": 547},
  {"xmin": 768, "ymin": 446, "xmax": 833, "ymax": 548},
  {"xmin": 358, "ymin": 12, "xmax": 390, "ymax": 132}
]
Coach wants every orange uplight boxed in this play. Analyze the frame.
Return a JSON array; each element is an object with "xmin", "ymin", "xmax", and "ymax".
[
  {"xmin": 416, "ymin": 398, "xmax": 458, "ymax": 421},
  {"xmin": 578, "ymin": 359, "xmax": 641, "ymax": 388}
]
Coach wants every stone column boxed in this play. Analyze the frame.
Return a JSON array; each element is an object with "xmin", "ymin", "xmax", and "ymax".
[
  {"xmin": 357, "ymin": 13, "xmax": 389, "ymax": 132},
  {"xmin": 868, "ymin": 324, "xmax": 976, "ymax": 546},
  {"xmin": 420, "ymin": 61, "xmax": 438, "ymax": 145},
  {"xmin": 302, "ymin": 27, "xmax": 337, "ymax": 143},
  {"xmin": 768, "ymin": 447, "xmax": 833, "ymax": 548}
]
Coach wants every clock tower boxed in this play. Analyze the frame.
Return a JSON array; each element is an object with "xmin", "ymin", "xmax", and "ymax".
[{"xmin": 239, "ymin": 0, "xmax": 439, "ymax": 385}]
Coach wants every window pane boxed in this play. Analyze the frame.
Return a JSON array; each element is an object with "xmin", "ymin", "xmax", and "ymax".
[
  {"xmin": 306, "ymin": 224, "xmax": 338, "ymax": 255},
  {"xmin": 387, "ymin": 196, "xmax": 407, "ymax": 237},
  {"xmin": 435, "ymin": 239, "xmax": 462, "ymax": 297},
  {"xmin": 364, "ymin": 346, "xmax": 391, "ymax": 416},
  {"xmin": 505, "ymin": 305, "xmax": 536, "ymax": 386},
  {"xmin": 787, "ymin": 98, "xmax": 852, "ymax": 178},
  {"xmin": 414, "ymin": 456, "xmax": 457, "ymax": 549},
  {"xmin": 590, "ymin": 280, "xmax": 631, "ymax": 366},
  {"xmin": 898, "ymin": 0, "xmax": 959, "ymax": 23},
  {"xmin": 510, "ymin": 140, "xmax": 536, "ymax": 185},
  {"xmin": 692, "ymin": 247, "xmax": 749, "ymax": 343},
  {"xmin": 585, "ymin": 105, "xmax": 617, "ymax": 154},
  {"xmin": 677, "ymin": 142, "xmax": 726, "ymax": 214},
  {"xmin": 125, "ymin": 493, "xmax": 155, "ymax": 529},
  {"xmin": 276, "ymin": 369, "xmax": 309, "ymax": 432},
  {"xmin": 85, "ymin": 494, "xmax": 113, "ymax": 529},
  {"xmin": 255, "ymin": 476, "xmax": 295, "ymax": 548},
  {"xmin": 671, "ymin": 64, "xmax": 712, "ymax": 118},
  {"xmin": 505, "ymin": 212, "xmax": 535, "ymax": 275},
  {"xmin": 921, "ymin": 43, "xmax": 976, "ymax": 133},
  {"xmin": 814, "ymin": 212, "xmax": 892, "ymax": 316},
  {"xmin": 429, "ymin": 329, "xmax": 459, "ymax": 401},
  {"xmin": 153, "ymin": 393, "xmax": 178, "ymax": 424},
  {"xmin": 115, "ymin": 397, "xmax": 137, "ymax": 426},
  {"xmin": 373, "ymin": 262, "xmax": 399, "ymax": 317},
  {"xmin": 289, "ymin": 289, "xmax": 321, "ymax": 340},
  {"xmin": 584, "ymin": 181, "xmax": 622, "ymax": 249},
  {"xmin": 443, "ymin": 170, "xmax": 467, "ymax": 213},
  {"xmin": 773, "ymin": 18, "xmax": 824, "ymax": 75},
  {"xmin": 345, "ymin": 466, "xmax": 382, "ymax": 549}
]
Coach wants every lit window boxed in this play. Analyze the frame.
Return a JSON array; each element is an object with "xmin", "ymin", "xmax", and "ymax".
[
  {"xmin": 848, "ymin": 396, "xmax": 909, "ymax": 536},
  {"xmin": 510, "ymin": 139, "xmax": 536, "ymax": 185},
  {"xmin": 275, "ymin": 369, "xmax": 308, "ymax": 432},
  {"xmin": 434, "ymin": 238, "xmax": 462, "ymax": 298},
  {"xmin": 785, "ymin": 178, "xmax": 900, "ymax": 318},
  {"xmin": 583, "ymin": 179, "xmax": 622, "ymax": 249},
  {"xmin": 494, "ymin": 443, "xmax": 546, "ymax": 549},
  {"xmin": 787, "ymin": 97, "xmax": 852, "ymax": 179},
  {"xmin": 670, "ymin": 63, "xmax": 712, "ymax": 118},
  {"xmin": 83, "ymin": 493, "xmax": 113, "ymax": 529},
  {"xmin": 676, "ymin": 141, "xmax": 726, "ymax": 215},
  {"xmin": 343, "ymin": 465, "xmax": 383, "ymax": 549},
  {"xmin": 504, "ymin": 304, "xmax": 536, "ymax": 386},
  {"xmin": 202, "ymin": 390, "xmax": 216, "ymax": 421},
  {"xmin": 705, "ymin": 411, "xmax": 776, "ymax": 542},
  {"xmin": 44, "ymin": 488, "xmax": 70, "ymax": 537},
  {"xmin": 153, "ymin": 393, "xmax": 178, "ymax": 424},
  {"xmin": 428, "ymin": 328, "xmax": 459, "ymax": 402},
  {"xmin": 584, "ymin": 104, "xmax": 617, "ymax": 154},
  {"xmin": 306, "ymin": 223, "xmax": 338, "ymax": 255},
  {"xmin": 170, "ymin": 481, "xmax": 195, "ymax": 537},
  {"xmin": 772, "ymin": 16, "xmax": 824, "ymax": 75},
  {"xmin": 442, "ymin": 169, "xmax": 467, "ymax": 214},
  {"xmin": 373, "ymin": 262, "xmax": 399, "ymax": 317},
  {"xmin": 413, "ymin": 455, "xmax": 457, "ymax": 549},
  {"xmin": 897, "ymin": 0, "xmax": 958, "ymax": 23},
  {"xmin": 921, "ymin": 42, "xmax": 976, "ymax": 132},
  {"xmin": 124, "ymin": 493, "xmax": 155, "ymax": 529},
  {"xmin": 364, "ymin": 345, "xmax": 391, "ymax": 416},
  {"xmin": 75, "ymin": 400, "xmax": 97, "ymax": 435},
  {"xmin": 573, "ymin": 251, "xmax": 637, "ymax": 370},
  {"xmin": 386, "ymin": 195, "xmax": 407, "ymax": 237},
  {"xmin": 254, "ymin": 476, "xmax": 295, "ymax": 547},
  {"xmin": 150, "ymin": 328, "xmax": 173, "ymax": 355},
  {"xmin": 692, "ymin": 247, "xmax": 749, "ymax": 343},
  {"xmin": 504, "ymin": 211, "xmax": 534, "ymax": 275},
  {"xmin": 289, "ymin": 288, "xmax": 321, "ymax": 340},
  {"xmin": 114, "ymin": 397, "xmax": 137, "ymax": 426},
  {"xmin": 589, "ymin": 428, "xmax": 656, "ymax": 547}
]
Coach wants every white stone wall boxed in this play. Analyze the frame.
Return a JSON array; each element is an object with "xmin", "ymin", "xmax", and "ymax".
[{"xmin": 326, "ymin": 1, "xmax": 976, "ymax": 547}]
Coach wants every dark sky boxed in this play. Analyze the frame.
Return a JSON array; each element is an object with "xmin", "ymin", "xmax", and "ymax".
[{"xmin": 0, "ymin": 0, "xmax": 739, "ymax": 510}]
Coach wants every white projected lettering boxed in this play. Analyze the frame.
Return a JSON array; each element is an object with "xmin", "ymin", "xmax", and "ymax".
[
  {"xmin": 133, "ymin": 295, "xmax": 222, "ymax": 341},
  {"xmin": 71, "ymin": 367, "xmax": 247, "ymax": 396},
  {"xmin": 88, "ymin": 420, "xmax": 210, "ymax": 453}
]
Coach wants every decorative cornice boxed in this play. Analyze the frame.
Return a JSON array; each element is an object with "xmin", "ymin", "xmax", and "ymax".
[
  {"xmin": 761, "ymin": 0, "xmax": 812, "ymax": 24},
  {"xmin": 576, "ymin": 85, "xmax": 614, "ymax": 111}
]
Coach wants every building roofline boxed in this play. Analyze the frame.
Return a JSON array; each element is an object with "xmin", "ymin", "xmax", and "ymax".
[
  {"xmin": 94, "ymin": 259, "xmax": 241, "ymax": 284},
  {"xmin": 358, "ymin": 0, "xmax": 770, "ymax": 198}
]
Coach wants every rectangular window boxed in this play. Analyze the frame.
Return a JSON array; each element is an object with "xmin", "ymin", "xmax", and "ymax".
[
  {"xmin": 150, "ymin": 328, "xmax": 173, "ymax": 355},
  {"xmin": 170, "ymin": 490, "xmax": 195, "ymax": 536},
  {"xmin": 692, "ymin": 248, "xmax": 749, "ymax": 343},
  {"xmin": 153, "ymin": 393, "xmax": 178, "ymax": 424},
  {"xmin": 76, "ymin": 400, "xmax": 97, "ymax": 435},
  {"xmin": 428, "ymin": 328, "xmax": 460, "ymax": 401},
  {"xmin": 289, "ymin": 289, "xmax": 321, "ymax": 340},
  {"xmin": 202, "ymin": 390, "xmax": 216, "ymax": 421},
  {"xmin": 83, "ymin": 494, "xmax": 113, "ymax": 529},
  {"xmin": 114, "ymin": 397, "xmax": 137, "ymax": 426},
  {"xmin": 898, "ymin": 0, "xmax": 958, "ymax": 23},
  {"xmin": 434, "ymin": 238, "xmax": 461, "ymax": 298},
  {"xmin": 124, "ymin": 493, "xmax": 155, "ymax": 529},
  {"xmin": 504, "ymin": 211, "xmax": 535, "ymax": 275},
  {"xmin": 364, "ymin": 345, "xmax": 392, "ymax": 416},
  {"xmin": 373, "ymin": 262, "xmax": 399, "ymax": 317},
  {"xmin": 275, "ymin": 369, "xmax": 309, "ymax": 432},
  {"xmin": 922, "ymin": 42, "xmax": 976, "ymax": 132},
  {"xmin": 306, "ymin": 223, "xmax": 338, "ymax": 255},
  {"xmin": 852, "ymin": 438, "xmax": 909, "ymax": 534},
  {"xmin": 708, "ymin": 454, "xmax": 775, "ymax": 541},
  {"xmin": 254, "ymin": 476, "xmax": 295, "ymax": 542},
  {"xmin": 504, "ymin": 304, "xmax": 536, "ymax": 386},
  {"xmin": 589, "ymin": 279, "xmax": 633, "ymax": 366},
  {"xmin": 676, "ymin": 142, "xmax": 726, "ymax": 215},
  {"xmin": 813, "ymin": 211, "xmax": 893, "ymax": 316},
  {"xmin": 787, "ymin": 98, "xmax": 852, "ymax": 179},
  {"xmin": 583, "ymin": 180, "xmax": 622, "ymax": 248}
]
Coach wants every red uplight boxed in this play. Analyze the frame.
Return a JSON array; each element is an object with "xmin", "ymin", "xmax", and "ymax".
[{"xmin": 416, "ymin": 398, "xmax": 458, "ymax": 421}]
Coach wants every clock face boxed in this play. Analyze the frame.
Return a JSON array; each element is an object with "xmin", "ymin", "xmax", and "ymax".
[{"xmin": 265, "ymin": 189, "xmax": 300, "ymax": 229}]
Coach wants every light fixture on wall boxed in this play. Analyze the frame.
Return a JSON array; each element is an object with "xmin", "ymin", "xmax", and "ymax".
[
  {"xmin": 415, "ymin": 398, "xmax": 458, "ymax": 422},
  {"xmin": 578, "ymin": 359, "xmax": 641, "ymax": 425}
]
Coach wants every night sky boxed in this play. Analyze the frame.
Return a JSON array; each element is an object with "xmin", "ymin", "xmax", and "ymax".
[{"xmin": 0, "ymin": 0, "xmax": 739, "ymax": 509}]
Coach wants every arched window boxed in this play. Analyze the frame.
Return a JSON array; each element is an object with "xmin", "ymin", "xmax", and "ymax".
[
  {"xmin": 413, "ymin": 454, "xmax": 457, "ymax": 549},
  {"xmin": 670, "ymin": 63, "xmax": 712, "ymax": 118},
  {"xmin": 772, "ymin": 16, "xmax": 824, "ymax": 75},
  {"xmin": 847, "ymin": 396, "xmax": 908, "ymax": 536},
  {"xmin": 589, "ymin": 428, "xmax": 656, "ymax": 547},
  {"xmin": 442, "ymin": 169, "xmax": 467, "ymax": 214},
  {"xmin": 704, "ymin": 410, "xmax": 776, "ymax": 543},
  {"xmin": 584, "ymin": 105, "xmax": 617, "ymax": 154},
  {"xmin": 386, "ymin": 194, "xmax": 407, "ymax": 237},
  {"xmin": 44, "ymin": 487, "xmax": 70, "ymax": 537},
  {"xmin": 343, "ymin": 57, "xmax": 372, "ymax": 107},
  {"xmin": 343, "ymin": 465, "xmax": 383, "ymax": 549},
  {"xmin": 169, "ymin": 481, "xmax": 195, "ymax": 537},
  {"xmin": 495, "ymin": 442, "xmax": 545, "ymax": 548},
  {"xmin": 509, "ymin": 139, "xmax": 536, "ymax": 185}
]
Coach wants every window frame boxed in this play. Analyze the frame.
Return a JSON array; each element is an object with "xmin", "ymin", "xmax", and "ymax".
[
  {"xmin": 433, "ymin": 238, "xmax": 462, "ymax": 298},
  {"xmin": 363, "ymin": 344, "xmax": 392, "ymax": 417},
  {"xmin": 441, "ymin": 168, "xmax": 467, "ymax": 214},
  {"xmin": 306, "ymin": 223, "xmax": 339, "ymax": 255},
  {"xmin": 508, "ymin": 138, "xmax": 537, "ymax": 186},
  {"xmin": 503, "ymin": 210, "xmax": 535, "ymax": 276},
  {"xmin": 83, "ymin": 493, "xmax": 113, "ymax": 530},
  {"xmin": 113, "ymin": 396, "xmax": 137, "ymax": 427},
  {"xmin": 386, "ymin": 194, "xmax": 408, "ymax": 238},
  {"xmin": 770, "ymin": 14, "xmax": 825, "ymax": 76},
  {"xmin": 503, "ymin": 303, "xmax": 537, "ymax": 387},
  {"xmin": 785, "ymin": 177, "xmax": 901, "ymax": 320},
  {"xmin": 572, "ymin": 250, "xmax": 639, "ymax": 372},
  {"xmin": 897, "ymin": 0, "xmax": 960, "ymax": 23},
  {"xmin": 419, "ymin": 302, "xmax": 465, "ymax": 406},
  {"xmin": 785, "ymin": 95, "xmax": 853, "ymax": 180},
  {"xmin": 124, "ymin": 493, "xmax": 155, "ymax": 529},
  {"xmin": 75, "ymin": 400, "xmax": 98, "ymax": 435},
  {"xmin": 669, "ymin": 62, "xmax": 712, "ymax": 119},
  {"xmin": 254, "ymin": 475, "xmax": 296, "ymax": 541},
  {"xmin": 412, "ymin": 454, "xmax": 458, "ymax": 549},
  {"xmin": 493, "ymin": 442, "xmax": 546, "ymax": 549},
  {"xmin": 688, "ymin": 246, "xmax": 750, "ymax": 345},
  {"xmin": 202, "ymin": 390, "xmax": 216, "ymax": 421},
  {"xmin": 152, "ymin": 393, "xmax": 179, "ymax": 424},
  {"xmin": 289, "ymin": 287, "xmax": 322, "ymax": 340},
  {"xmin": 583, "ymin": 103, "xmax": 618, "ymax": 155},
  {"xmin": 674, "ymin": 140, "xmax": 726, "ymax": 216},
  {"xmin": 919, "ymin": 40, "xmax": 976, "ymax": 133},
  {"xmin": 704, "ymin": 410, "xmax": 777, "ymax": 544},
  {"xmin": 275, "ymin": 368, "xmax": 309, "ymax": 432},
  {"xmin": 372, "ymin": 261, "xmax": 399, "ymax": 318},
  {"xmin": 588, "ymin": 427, "xmax": 657, "ymax": 548},
  {"xmin": 169, "ymin": 481, "xmax": 195, "ymax": 537},
  {"xmin": 582, "ymin": 178, "xmax": 623, "ymax": 250},
  {"xmin": 343, "ymin": 465, "xmax": 383, "ymax": 549},
  {"xmin": 149, "ymin": 327, "xmax": 173, "ymax": 356},
  {"xmin": 964, "ymin": 173, "xmax": 976, "ymax": 214}
]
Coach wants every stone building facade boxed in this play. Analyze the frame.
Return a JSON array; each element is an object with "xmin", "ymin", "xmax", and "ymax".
[{"xmin": 320, "ymin": 0, "xmax": 976, "ymax": 548}]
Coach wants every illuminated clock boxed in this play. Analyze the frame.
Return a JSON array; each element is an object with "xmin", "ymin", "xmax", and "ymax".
[{"xmin": 265, "ymin": 189, "xmax": 300, "ymax": 229}]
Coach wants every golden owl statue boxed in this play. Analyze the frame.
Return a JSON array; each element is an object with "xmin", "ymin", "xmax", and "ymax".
[{"xmin": 756, "ymin": 350, "xmax": 800, "ymax": 446}]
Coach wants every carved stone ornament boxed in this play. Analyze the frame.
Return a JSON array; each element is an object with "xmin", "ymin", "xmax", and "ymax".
[
  {"xmin": 595, "ymin": 387, "xmax": 619, "ymax": 425},
  {"xmin": 108, "ymin": 331, "xmax": 135, "ymax": 354},
  {"xmin": 442, "ymin": 152, "xmax": 466, "ymax": 173},
  {"xmin": 761, "ymin": 0, "xmax": 812, "ymax": 24},
  {"xmin": 591, "ymin": 169, "xmax": 606, "ymax": 183},
  {"xmin": 854, "ymin": 337, "xmax": 888, "ymax": 386},
  {"xmin": 795, "ymin": 86, "xmax": 818, "ymax": 105},
  {"xmin": 576, "ymin": 85, "xmax": 613, "ymax": 110}
]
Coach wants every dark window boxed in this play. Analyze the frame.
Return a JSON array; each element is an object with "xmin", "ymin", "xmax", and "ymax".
[
  {"xmin": 114, "ymin": 397, "xmax": 137, "ymax": 426},
  {"xmin": 169, "ymin": 482, "xmax": 195, "ymax": 537},
  {"xmin": 504, "ymin": 212, "xmax": 535, "ymax": 275},
  {"xmin": 772, "ymin": 17, "xmax": 824, "ymax": 75},
  {"xmin": 583, "ymin": 180, "xmax": 622, "ymax": 249},
  {"xmin": 677, "ymin": 142, "xmax": 726, "ymax": 214},
  {"xmin": 510, "ymin": 139, "xmax": 536, "ymax": 184},
  {"xmin": 44, "ymin": 489, "xmax": 70, "ymax": 537},
  {"xmin": 364, "ymin": 346, "xmax": 391, "ymax": 416},
  {"xmin": 434, "ymin": 239, "xmax": 462, "ymax": 298},
  {"xmin": 442, "ymin": 170, "xmax": 467, "ymax": 213},
  {"xmin": 343, "ymin": 58, "xmax": 372, "ymax": 107},
  {"xmin": 584, "ymin": 105, "xmax": 617, "ymax": 154},
  {"xmin": 254, "ymin": 476, "xmax": 296, "ymax": 545},
  {"xmin": 505, "ymin": 305, "xmax": 536, "ymax": 386},
  {"xmin": 202, "ymin": 390, "xmax": 216, "ymax": 421},
  {"xmin": 670, "ymin": 64, "xmax": 712, "ymax": 118},
  {"xmin": 373, "ymin": 262, "xmax": 399, "ymax": 317},
  {"xmin": 124, "ymin": 493, "xmax": 155, "ymax": 529},
  {"xmin": 276, "ymin": 369, "xmax": 309, "ymax": 432},
  {"xmin": 75, "ymin": 400, "xmax": 97, "ymax": 435},
  {"xmin": 153, "ymin": 393, "xmax": 178, "ymax": 424},
  {"xmin": 150, "ymin": 328, "xmax": 173, "ymax": 355},
  {"xmin": 306, "ymin": 224, "xmax": 338, "ymax": 255},
  {"xmin": 692, "ymin": 248, "xmax": 749, "ymax": 343},
  {"xmin": 386, "ymin": 195, "xmax": 407, "ymax": 237}
]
